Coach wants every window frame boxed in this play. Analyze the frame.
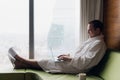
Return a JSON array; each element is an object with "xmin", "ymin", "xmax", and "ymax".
[{"xmin": 29, "ymin": 0, "xmax": 34, "ymax": 59}]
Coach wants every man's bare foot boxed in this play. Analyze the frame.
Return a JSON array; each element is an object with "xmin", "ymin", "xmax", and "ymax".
[
  {"xmin": 8, "ymin": 54, "xmax": 27, "ymax": 69},
  {"xmin": 8, "ymin": 47, "xmax": 18, "ymax": 57},
  {"xmin": 8, "ymin": 54, "xmax": 16, "ymax": 67},
  {"xmin": 14, "ymin": 60, "xmax": 27, "ymax": 69}
]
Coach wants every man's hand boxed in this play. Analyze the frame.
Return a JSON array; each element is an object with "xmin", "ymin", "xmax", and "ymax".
[{"xmin": 57, "ymin": 54, "xmax": 72, "ymax": 61}]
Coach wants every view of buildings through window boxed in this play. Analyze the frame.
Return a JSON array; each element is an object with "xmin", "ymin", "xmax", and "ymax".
[
  {"xmin": 0, "ymin": 0, "xmax": 80, "ymax": 67},
  {"xmin": 34, "ymin": 0, "xmax": 80, "ymax": 60},
  {"xmin": 0, "ymin": 0, "xmax": 29, "ymax": 67}
]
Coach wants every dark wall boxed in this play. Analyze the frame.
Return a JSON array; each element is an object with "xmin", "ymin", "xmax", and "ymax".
[{"xmin": 103, "ymin": 0, "xmax": 120, "ymax": 50}]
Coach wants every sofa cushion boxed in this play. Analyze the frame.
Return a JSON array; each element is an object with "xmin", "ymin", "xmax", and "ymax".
[
  {"xmin": 0, "ymin": 73, "xmax": 25, "ymax": 80},
  {"xmin": 0, "ymin": 69, "xmax": 26, "ymax": 80},
  {"xmin": 26, "ymin": 69, "xmax": 102, "ymax": 80}
]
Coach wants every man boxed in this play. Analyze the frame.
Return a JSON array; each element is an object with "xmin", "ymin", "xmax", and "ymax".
[{"xmin": 8, "ymin": 20, "xmax": 106, "ymax": 74}]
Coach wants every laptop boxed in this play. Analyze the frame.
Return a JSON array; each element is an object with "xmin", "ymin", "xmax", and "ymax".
[{"xmin": 49, "ymin": 48, "xmax": 63, "ymax": 62}]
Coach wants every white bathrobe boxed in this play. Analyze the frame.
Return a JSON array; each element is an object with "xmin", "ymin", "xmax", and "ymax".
[{"xmin": 37, "ymin": 35, "xmax": 106, "ymax": 74}]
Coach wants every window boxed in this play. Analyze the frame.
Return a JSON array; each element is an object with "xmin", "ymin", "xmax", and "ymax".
[
  {"xmin": 0, "ymin": 0, "xmax": 29, "ymax": 67},
  {"xmin": 34, "ymin": 0, "xmax": 80, "ymax": 60},
  {"xmin": 0, "ymin": 0, "xmax": 80, "ymax": 68}
]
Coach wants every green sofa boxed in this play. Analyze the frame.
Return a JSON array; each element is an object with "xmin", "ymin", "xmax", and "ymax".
[
  {"xmin": 99, "ymin": 49, "xmax": 120, "ymax": 80},
  {"xmin": 0, "ymin": 49, "xmax": 120, "ymax": 80}
]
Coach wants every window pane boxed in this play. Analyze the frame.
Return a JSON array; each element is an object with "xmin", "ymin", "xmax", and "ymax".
[
  {"xmin": 34, "ymin": 0, "xmax": 80, "ymax": 60},
  {"xmin": 0, "ymin": 0, "xmax": 29, "ymax": 68}
]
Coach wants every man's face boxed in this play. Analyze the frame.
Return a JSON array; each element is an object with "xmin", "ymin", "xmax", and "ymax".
[{"xmin": 87, "ymin": 24, "xmax": 100, "ymax": 38}]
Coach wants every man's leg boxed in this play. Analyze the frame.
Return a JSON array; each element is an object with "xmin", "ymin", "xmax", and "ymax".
[
  {"xmin": 13, "ymin": 55, "xmax": 43, "ymax": 70},
  {"xmin": 8, "ymin": 47, "xmax": 43, "ymax": 70}
]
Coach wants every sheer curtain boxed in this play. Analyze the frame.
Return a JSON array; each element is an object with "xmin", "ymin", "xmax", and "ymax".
[{"xmin": 79, "ymin": 0, "xmax": 103, "ymax": 44}]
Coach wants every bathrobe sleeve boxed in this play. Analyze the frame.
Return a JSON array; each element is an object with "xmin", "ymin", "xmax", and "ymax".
[{"xmin": 70, "ymin": 40, "xmax": 106, "ymax": 71}]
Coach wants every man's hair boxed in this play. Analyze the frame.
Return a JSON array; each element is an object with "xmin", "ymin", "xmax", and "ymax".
[{"xmin": 88, "ymin": 20, "xmax": 104, "ymax": 32}]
